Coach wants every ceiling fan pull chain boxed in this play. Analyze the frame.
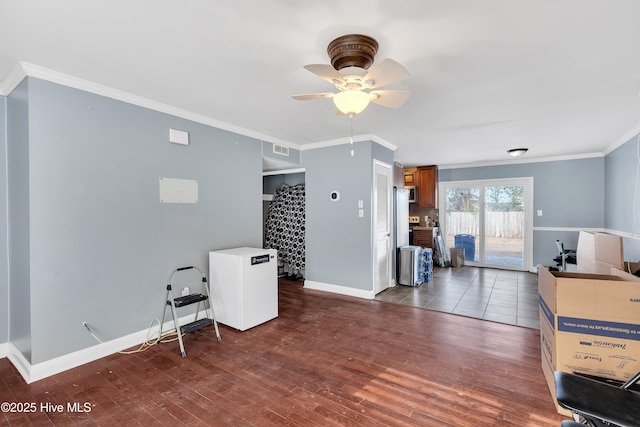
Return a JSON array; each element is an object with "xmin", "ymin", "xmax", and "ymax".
[
  {"xmin": 349, "ymin": 113, "xmax": 354, "ymax": 144},
  {"xmin": 349, "ymin": 113, "xmax": 355, "ymax": 157}
]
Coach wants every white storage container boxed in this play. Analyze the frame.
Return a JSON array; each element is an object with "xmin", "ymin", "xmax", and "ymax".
[{"xmin": 209, "ymin": 247, "xmax": 278, "ymax": 331}]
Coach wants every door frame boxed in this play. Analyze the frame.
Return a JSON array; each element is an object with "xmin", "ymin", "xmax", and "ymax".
[
  {"xmin": 438, "ymin": 177, "xmax": 534, "ymax": 271},
  {"xmin": 372, "ymin": 160, "xmax": 393, "ymax": 294}
]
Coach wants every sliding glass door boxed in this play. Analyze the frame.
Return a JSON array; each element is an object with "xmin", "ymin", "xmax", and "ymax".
[
  {"xmin": 483, "ymin": 184, "xmax": 526, "ymax": 267},
  {"xmin": 440, "ymin": 178, "xmax": 533, "ymax": 270}
]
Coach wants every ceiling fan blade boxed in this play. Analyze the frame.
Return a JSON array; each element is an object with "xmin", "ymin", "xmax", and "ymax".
[
  {"xmin": 303, "ymin": 64, "xmax": 345, "ymax": 85},
  {"xmin": 369, "ymin": 90, "xmax": 411, "ymax": 109},
  {"xmin": 292, "ymin": 93, "xmax": 335, "ymax": 101},
  {"xmin": 363, "ymin": 59, "xmax": 410, "ymax": 89}
]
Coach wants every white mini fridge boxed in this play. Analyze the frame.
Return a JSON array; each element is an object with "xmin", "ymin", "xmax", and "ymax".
[{"xmin": 209, "ymin": 247, "xmax": 278, "ymax": 331}]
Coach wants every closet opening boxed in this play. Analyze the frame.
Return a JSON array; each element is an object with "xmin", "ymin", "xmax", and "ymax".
[{"xmin": 263, "ymin": 168, "xmax": 306, "ymax": 279}]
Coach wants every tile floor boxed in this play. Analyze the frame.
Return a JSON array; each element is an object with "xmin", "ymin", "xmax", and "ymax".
[{"xmin": 375, "ymin": 265, "xmax": 540, "ymax": 329}]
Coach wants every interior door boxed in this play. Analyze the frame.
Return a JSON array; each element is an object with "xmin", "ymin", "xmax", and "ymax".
[{"xmin": 373, "ymin": 161, "xmax": 392, "ymax": 294}]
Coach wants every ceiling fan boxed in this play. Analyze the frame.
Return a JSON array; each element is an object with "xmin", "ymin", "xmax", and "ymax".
[{"xmin": 293, "ymin": 34, "xmax": 411, "ymax": 116}]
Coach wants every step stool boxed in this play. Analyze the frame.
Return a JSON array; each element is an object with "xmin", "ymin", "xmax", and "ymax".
[{"xmin": 158, "ymin": 265, "xmax": 221, "ymax": 356}]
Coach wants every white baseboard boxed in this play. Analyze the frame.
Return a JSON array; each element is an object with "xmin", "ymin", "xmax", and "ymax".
[
  {"xmin": 6, "ymin": 311, "xmax": 210, "ymax": 384},
  {"xmin": 0, "ymin": 342, "xmax": 8, "ymax": 358},
  {"xmin": 304, "ymin": 280, "xmax": 374, "ymax": 300},
  {"xmin": 7, "ymin": 344, "xmax": 30, "ymax": 381}
]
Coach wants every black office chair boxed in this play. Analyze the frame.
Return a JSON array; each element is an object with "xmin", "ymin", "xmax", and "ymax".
[
  {"xmin": 554, "ymin": 240, "xmax": 576, "ymax": 272},
  {"xmin": 554, "ymin": 370, "xmax": 640, "ymax": 427}
]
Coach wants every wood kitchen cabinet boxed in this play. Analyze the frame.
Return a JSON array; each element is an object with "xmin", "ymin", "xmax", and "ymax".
[
  {"xmin": 413, "ymin": 228, "xmax": 434, "ymax": 248},
  {"xmin": 417, "ymin": 165, "xmax": 438, "ymax": 209},
  {"xmin": 404, "ymin": 170, "xmax": 416, "ymax": 186}
]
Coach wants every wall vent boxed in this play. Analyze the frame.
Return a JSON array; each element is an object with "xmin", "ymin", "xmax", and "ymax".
[{"xmin": 273, "ymin": 144, "xmax": 290, "ymax": 156}]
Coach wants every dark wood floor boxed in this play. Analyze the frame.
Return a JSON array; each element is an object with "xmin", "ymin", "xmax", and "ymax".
[{"xmin": 1, "ymin": 277, "xmax": 568, "ymax": 426}]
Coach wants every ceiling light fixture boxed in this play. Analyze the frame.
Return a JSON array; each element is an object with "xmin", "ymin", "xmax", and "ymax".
[
  {"xmin": 333, "ymin": 90, "xmax": 371, "ymax": 115},
  {"xmin": 507, "ymin": 148, "xmax": 528, "ymax": 158},
  {"xmin": 293, "ymin": 34, "xmax": 410, "ymax": 115}
]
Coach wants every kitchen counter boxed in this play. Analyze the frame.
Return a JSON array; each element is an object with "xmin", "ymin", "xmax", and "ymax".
[{"xmin": 410, "ymin": 227, "xmax": 438, "ymax": 248}]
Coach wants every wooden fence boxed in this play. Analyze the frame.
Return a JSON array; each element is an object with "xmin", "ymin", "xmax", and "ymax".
[{"xmin": 445, "ymin": 211, "xmax": 524, "ymax": 238}]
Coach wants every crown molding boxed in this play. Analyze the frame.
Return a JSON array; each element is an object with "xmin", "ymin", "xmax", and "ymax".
[
  {"xmin": 0, "ymin": 62, "xmax": 28, "ymax": 95},
  {"xmin": 299, "ymin": 133, "xmax": 397, "ymax": 152},
  {"xmin": 438, "ymin": 152, "xmax": 604, "ymax": 170},
  {"xmin": 0, "ymin": 62, "xmax": 294, "ymax": 147},
  {"xmin": 603, "ymin": 124, "xmax": 640, "ymax": 155},
  {"xmin": 370, "ymin": 134, "xmax": 397, "ymax": 151},
  {"xmin": 3, "ymin": 62, "xmax": 634, "ymax": 165}
]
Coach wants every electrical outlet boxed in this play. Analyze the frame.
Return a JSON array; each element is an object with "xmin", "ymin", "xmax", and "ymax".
[{"xmin": 182, "ymin": 287, "xmax": 190, "ymax": 296}]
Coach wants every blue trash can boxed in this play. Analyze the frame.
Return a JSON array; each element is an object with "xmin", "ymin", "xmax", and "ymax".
[{"xmin": 454, "ymin": 234, "xmax": 475, "ymax": 261}]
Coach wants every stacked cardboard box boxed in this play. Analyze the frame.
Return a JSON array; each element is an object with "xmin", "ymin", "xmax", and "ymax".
[
  {"xmin": 538, "ymin": 266, "xmax": 640, "ymax": 415},
  {"xmin": 576, "ymin": 231, "xmax": 623, "ymax": 274},
  {"xmin": 449, "ymin": 247, "xmax": 464, "ymax": 267},
  {"xmin": 613, "ymin": 262, "xmax": 640, "ymax": 278}
]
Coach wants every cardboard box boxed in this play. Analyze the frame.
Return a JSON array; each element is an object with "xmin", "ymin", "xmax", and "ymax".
[
  {"xmin": 538, "ymin": 266, "xmax": 640, "ymax": 415},
  {"xmin": 449, "ymin": 248, "xmax": 464, "ymax": 267},
  {"xmin": 610, "ymin": 263, "xmax": 640, "ymax": 282},
  {"xmin": 538, "ymin": 334, "xmax": 571, "ymax": 417},
  {"xmin": 626, "ymin": 262, "xmax": 640, "ymax": 274},
  {"xmin": 576, "ymin": 231, "xmax": 623, "ymax": 274}
]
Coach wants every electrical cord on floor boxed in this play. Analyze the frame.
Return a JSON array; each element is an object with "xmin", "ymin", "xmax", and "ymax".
[{"xmin": 82, "ymin": 319, "xmax": 183, "ymax": 354}]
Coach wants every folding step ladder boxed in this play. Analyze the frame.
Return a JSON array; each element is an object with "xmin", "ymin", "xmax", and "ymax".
[{"xmin": 159, "ymin": 265, "xmax": 221, "ymax": 357}]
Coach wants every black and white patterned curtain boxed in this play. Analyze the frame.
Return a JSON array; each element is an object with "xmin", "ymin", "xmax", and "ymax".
[{"xmin": 265, "ymin": 183, "xmax": 305, "ymax": 273}]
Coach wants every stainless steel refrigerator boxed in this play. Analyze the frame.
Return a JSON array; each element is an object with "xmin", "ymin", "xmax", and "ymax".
[{"xmin": 393, "ymin": 186, "xmax": 409, "ymax": 283}]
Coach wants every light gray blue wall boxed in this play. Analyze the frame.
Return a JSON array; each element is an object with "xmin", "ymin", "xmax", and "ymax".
[
  {"xmin": 10, "ymin": 77, "xmax": 263, "ymax": 364},
  {"xmin": 6, "ymin": 80, "xmax": 32, "ymax": 361},
  {"xmin": 605, "ymin": 134, "xmax": 640, "ymax": 261},
  {"xmin": 438, "ymin": 157, "xmax": 605, "ymax": 267},
  {"xmin": 262, "ymin": 141, "xmax": 301, "ymax": 172},
  {"xmin": 303, "ymin": 141, "xmax": 393, "ymax": 291},
  {"xmin": 0, "ymin": 95, "xmax": 8, "ymax": 345}
]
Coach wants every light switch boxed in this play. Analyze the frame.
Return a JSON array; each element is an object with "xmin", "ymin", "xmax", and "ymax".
[
  {"xmin": 358, "ymin": 209, "xmax": 364, "ymax": 218},
  {"xmin": 537, "ymin": 209, "xmax": 543, "ymax": 217}
]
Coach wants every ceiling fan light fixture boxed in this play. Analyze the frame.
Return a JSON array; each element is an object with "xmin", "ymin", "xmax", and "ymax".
[
  {"xmin": 327, "ymin": 34, "xmax": 378, "ymax": 71},
  {"xmin": 294, "ymin": 34, "xmax": 410, "ymax": 113},
  {"xmin": 333, "ymin": 90, "xmax": 370, "ymax": 115},
  {"xmin": 507, "ymin": 148, "xmax": 528, "ymax": 158}
]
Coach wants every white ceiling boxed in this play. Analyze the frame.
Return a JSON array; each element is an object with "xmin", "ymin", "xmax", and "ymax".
[{"xmin": 2, "ymin": 0, "xmax": 640, "ymax": 168}]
